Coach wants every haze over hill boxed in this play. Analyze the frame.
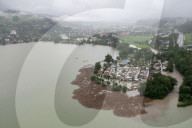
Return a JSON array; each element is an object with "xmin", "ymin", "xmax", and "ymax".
[{"xmin": 1, "ymin": 0, "xmax": 192, "ymax": 24}]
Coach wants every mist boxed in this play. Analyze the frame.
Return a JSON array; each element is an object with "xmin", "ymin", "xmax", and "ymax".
[{"xmin": 1, "ymin": 0, "xmax": 192, "ymax": 23}]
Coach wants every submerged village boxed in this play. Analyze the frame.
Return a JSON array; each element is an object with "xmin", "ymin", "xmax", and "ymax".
[
  {"xmin": 90, "ymin": 53, "xmax": 165, "ymax": 94},
  {"xmin": 71, "ymin": 25, "xmax": 181, "ymax": 117},
  {"xmin": 0, "ymin": 12, "xmax": 192, "ymax": 117},
  {"xmin": 71, "ymin": 18, "xmax": 192, "ymax": 117}
]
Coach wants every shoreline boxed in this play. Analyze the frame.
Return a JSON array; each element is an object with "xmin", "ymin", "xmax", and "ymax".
[{"xmin": 71, "ymin": 66, "xmax": 152, "ymax": 118}]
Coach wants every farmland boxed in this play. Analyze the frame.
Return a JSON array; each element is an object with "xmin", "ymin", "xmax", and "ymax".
[
  {"xmin": 184, "ymin": 33, "xmax": 192, "ymax": 45},
  {"xmin": 121, "ymin": 35, "xmax": 153, "ymax": 48}
]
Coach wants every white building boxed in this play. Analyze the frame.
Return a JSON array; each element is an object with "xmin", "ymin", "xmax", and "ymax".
[{"xmin": 10, "ymin": 30, "xmax": 17, "ymax": 35}]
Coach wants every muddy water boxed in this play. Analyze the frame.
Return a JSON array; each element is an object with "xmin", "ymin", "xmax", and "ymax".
[
  {"xmin": 141, "ymin": 66, "xmax": 192, "ymax": 127},
  {"xmin": 0, "ymin": 42, "xmax": 192, "ymax": 128}
]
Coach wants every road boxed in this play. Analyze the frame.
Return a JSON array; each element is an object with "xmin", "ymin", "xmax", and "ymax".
[{"xmin": 175, "ymin": 29, "xmax": 184, "ymax": 47}]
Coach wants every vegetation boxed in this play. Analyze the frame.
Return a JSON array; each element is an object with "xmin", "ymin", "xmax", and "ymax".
[
  {"xmin": 138, "ymin": 73, "xmax": 177, "ymax": 99},
  {"xmin": 91, "ymin": 58, "xmax": 128, "ymax": 93},
  {"xmin": 184, "ymin": 33, "xmax": 192, "ymax": 45},
  {"xmin": 116, "ymin": 43, "xmax": 135, "ymax": 59},
  {"xmin": 85, "ymin": 33, "xmax": 119, "ymax": 47},
  {"xmin": 154, "ymin": 33, "xmax": 178, "ymax": 50},
  {"xmin": 166, "ymin": 58, "xmax": 174, "ymax": 72},
  {"xmin": 177, "ymin": 20, "xmax": 192, "ymax": 34},
  {"xmin": 122, "ymin": 35, "xmax": 152, "ymax": 48},
  {"xmin": 134, "ymin": 48, "xmax": 153, "ymax": 62},
  {"xmin": 155, "ymin": 47, "xmax": 192, "ymax": 106},
  {"xmin": 138, "ymin": 82, "xmax": 147, "ymax": 96},
  {"xmin": 122, "ymin": 86, "xmax": 127, "ymax": 93},
  {"xmin": 104, "ymin": 54, "xmax": 114, "ymax": 63},
  {"xmin": 116, "ymin": 43, "xmax": 153, "ymax": 66},
  {"xmin": 174, "ymin": 49, "xmax": 192, "ymax": 106},
  {"xmin": 0, "ymin": 15, "xmax": 56, "ymax": 44},
  {"xmin": 177, "ymin": 20, "xmax": 192, "ymax": 45},
  {"xmin": 91, "ymin": 75, "xmax": 128, "ymax": 93},
  {"xmin": 112, "ymin": 84, "xmax": 122, "ymax": 92},
  {"xmin": 94, "ymin": 62, "xmax": 101, "ymax": 74}
]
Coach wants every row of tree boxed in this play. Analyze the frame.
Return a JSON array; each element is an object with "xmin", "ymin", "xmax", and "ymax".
[
  {"xmin": 84, "ymin": 33, "xmax": 119, "ymax": 47},
  {"xmin": 138, "ymin": 73, "xmax": 177, "ymax": 99},
  {"xmin": 154, "ymin": 33, "xmax": 178, "ymax": 50},
  {"xmin": 174, "ymin": 49, "xmax": 192, "ymax": 106},
  {"xmin": 155, "ymin": 47, "xmax": 192, "ymax": 106}
]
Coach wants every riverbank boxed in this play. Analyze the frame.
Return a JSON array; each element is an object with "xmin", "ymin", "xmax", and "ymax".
[
  {"xmin": 141, "ymin": 66, "xmax": 184, "ymax": 121},
  {"xmin": 71, "ymin": 66, "xmax": 152, "ymax": 118}
]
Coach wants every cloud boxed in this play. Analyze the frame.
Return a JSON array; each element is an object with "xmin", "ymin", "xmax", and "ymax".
[
  {"xmin": 62, "ymin": 0, "xmax": 164, "ymax": 23},
  {"xmin": 162, "ymin": 0, "xmax": 192, "ymax": 17},
  {"xmin": 2, "ymin": 0, "xmax": 192, "ymax": 23},
  {"xmin": 1, "ymin": 0, "xmax": 126, "ymax": 15}
]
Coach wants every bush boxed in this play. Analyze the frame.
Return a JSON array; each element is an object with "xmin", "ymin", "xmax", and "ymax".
[
  {"xmin": 91, "ymin": 76, "xmax": 96, "ymax": 81},
  {"xmin": 94, "ymin": 69, "xmax": 98, "ymax": 74},
  {"xmin": 107, "ymin": 81, "xmax": 111, "ymax": 85},
  {"xmin": 138, "ymin": 73, "xmax": 177, "ymax": 99},
  {"xmin": 102, "ymin": 84, "xmax": 107, "ymax": 87},
  {"xmin": 122, "ymin": 86, "xmax": 127, "ymax": 93},
  {"xmin": 96, "ymin": 80, "xmax": 101, "ymax": 84},
  {"xmin": 112, "ymin": 85, "xmax": 121, "ymax": 92},
  {"xmin": 138, "ymin": 82, "xmax": 146, "ymax": 96}
]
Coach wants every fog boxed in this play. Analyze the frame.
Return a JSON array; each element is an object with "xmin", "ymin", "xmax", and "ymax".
[{"xmin": 1, "ymin": 0, "xmax": 192, "ymax": 23}]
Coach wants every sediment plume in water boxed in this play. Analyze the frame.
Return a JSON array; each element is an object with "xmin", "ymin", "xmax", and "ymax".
[{"xmin": 71, "ymin": 66, "xmax": 152, "ymax": 118}]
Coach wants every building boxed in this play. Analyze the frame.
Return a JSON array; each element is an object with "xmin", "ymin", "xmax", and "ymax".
[{"xmin": 120, "ymin": 60, "xmax": 129, "ymax": 66}]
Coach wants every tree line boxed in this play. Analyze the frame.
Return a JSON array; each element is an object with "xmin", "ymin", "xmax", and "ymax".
[
  {"xmin": 155, "ymin": 47, "xmax": 192, "ymax": 106},
  {"xmin": 138, "ymin": 73, "xmax": 177, "ymax": 99}
]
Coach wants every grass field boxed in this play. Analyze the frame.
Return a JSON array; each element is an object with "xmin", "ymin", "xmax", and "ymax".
[
  {"xmin": 128, "ymin": 42, "xmax": 151, "ymax": 48},
  {"xmin": 184, "ymin": 33, "xmax": 192, "ymax": 45},
  {"xmin": 122, "ymin": 35, "xmax": 153, "ymax": 48}
]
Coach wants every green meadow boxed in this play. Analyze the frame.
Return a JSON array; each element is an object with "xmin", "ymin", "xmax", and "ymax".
[
  {"xmin": 122, "ymin": 35, "xmax": 153, "ymax": 48},
  {"xmin": 184, "ymin": 33, "xmax": 192, "ymax": 45}
]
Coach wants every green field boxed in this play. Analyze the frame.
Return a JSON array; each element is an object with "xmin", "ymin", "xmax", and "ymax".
[
  {"xmin": 122, "ymin": 35, "xmax": 153, "ymax": 48},
  {"xmin": 184, "ymin": 33, "xmax": 192, "ymax": 45}
]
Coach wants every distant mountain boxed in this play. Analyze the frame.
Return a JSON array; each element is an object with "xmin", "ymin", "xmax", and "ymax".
[{"xmin": 177, "ymin": 20, "xmax": 192, "ymax": 33}]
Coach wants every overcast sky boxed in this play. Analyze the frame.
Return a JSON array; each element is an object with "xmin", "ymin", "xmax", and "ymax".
[{"xmin": 1, "ymin": 0, "xmax": 192, "ymax": 22}]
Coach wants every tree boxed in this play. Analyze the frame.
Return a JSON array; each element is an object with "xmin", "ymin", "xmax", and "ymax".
[
  {"xmin": 96, "ymin": 79, "xmax": 101, "ymax": 84},
  {"xmin": 132, "ymin": 76, "xmax": 135, "ymax": 81},
  {"xmin": 138, "ymin": 73, "xmax": 177, "ymax": 99},
  {"xmin": 107, "ymin": 81, "xmax": 111, "ymax": 85},
  {"xmin": 116, "ymin": 56, "xmax": 120, "ymax": 60},
  {"xmin": 12, "ymin": 16, "xmax": 19, "ymax": 22},
  {"xmin": 179, "ymin": 85, "xmax": 191, "ymax": 94},
  {"xmin": 94, "ymin": 69, "xmax": 98, "ymax": 74},
  {"xmin": 112, "ymin": 85, "xmax": 121, "ymax": 92},
  {"xmin": 138, "ymin": 82, "xmax": 146, "ymax": 96},
  {"xmin": 104, "ymin": 54, "xmax": 113, "ymax": 63},
  {"xmin": 94, "ymin": 62, "xmax": 101, "ymax": 74},
  {"xmin": 183, "ymin": 76, "xmax": 192, "ymax": 87},
  {"xmin": 103, "ymin": 63, "xmax": 108, "ymax": 71},
  {"xmin": 122, "ymin": 86, "xmax": 127, "ymax": 93},
  {"xmin": 91, "ymin": 75, "xmax": 96, "ymax": 81},
  {"xmin": 102, "ymin": 83, "xmax": 107, "ymax": 87},
  {"xmin": 95, "ymin": 62, "xmax": 101, "ymax": 70},
  {"xmin": 166, "ymin": 58, "xmax": 174, "ymax": 72},
  {"xmin": 135, "ymin": 48, "xmax": 153, "ymax": 62}
]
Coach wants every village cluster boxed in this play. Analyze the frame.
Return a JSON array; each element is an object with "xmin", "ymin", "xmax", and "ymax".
[
  {"xmin": 0, "ymin": 17, "xmax": 55, "ymax": 45},
  {"xmin": 91, "ymin": 55, "xmax": 169, "ymax": 93}
]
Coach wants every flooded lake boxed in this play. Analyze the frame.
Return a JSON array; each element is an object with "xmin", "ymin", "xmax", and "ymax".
[{"xmin": 0, "ymin": 42, "xmax": 192, "ymax": 128}]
